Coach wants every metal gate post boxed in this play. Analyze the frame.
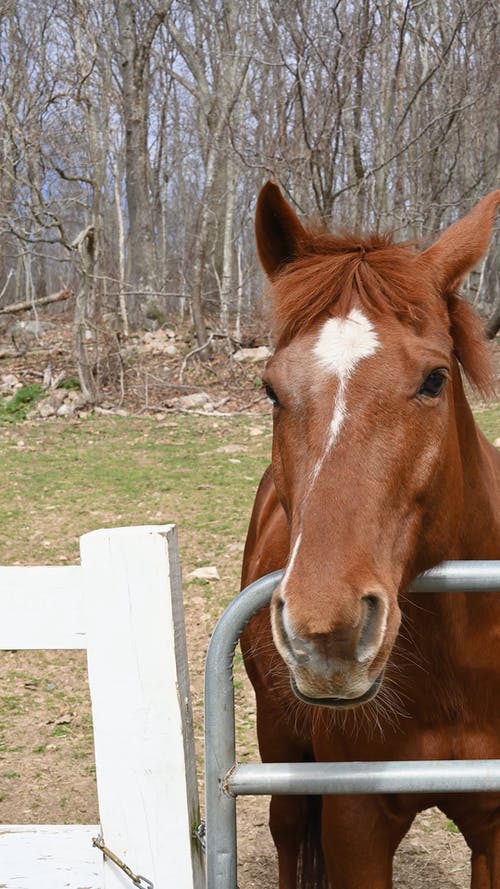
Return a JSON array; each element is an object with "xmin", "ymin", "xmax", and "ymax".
[
  {"xmin": 204, "ymin": 561, "xmax": 500, "ymax": 889},
  {"xmin": 204, "ymin": 571, "xmax": 283, "ymax": 889}
]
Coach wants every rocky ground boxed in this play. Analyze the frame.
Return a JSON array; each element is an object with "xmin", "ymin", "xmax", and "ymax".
[{"xmin": 0, "ymin": 312, "xmax": 273, "ymax": 422}]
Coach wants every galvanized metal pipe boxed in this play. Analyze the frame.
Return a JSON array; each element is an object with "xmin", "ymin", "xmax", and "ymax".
[
  {"xmin": 228, "ymin": 759, "xmax": 500, "ymax": 796},
  {"xmin": 204, "ymin": 562, "xmax": 500, "ymax": 889},
  {"xmin": 204, "ymin": 570, "xmax": 283, "ymax": 889},
  {"xmin": 409, "ymin": 560, "xmax": 500, "ymax": 592}
]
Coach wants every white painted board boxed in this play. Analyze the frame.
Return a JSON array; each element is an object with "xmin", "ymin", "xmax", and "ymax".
[
  {"xmin": 0, "ymin": 824, "xmax": 100, "ymax": 889},
  {"xmin": 0, "ymin": 566, "xmax": 85, "ymax": 649},
  {"xmin": 81, "ymin": 525, "xmax": 205, "ymax": 889}
]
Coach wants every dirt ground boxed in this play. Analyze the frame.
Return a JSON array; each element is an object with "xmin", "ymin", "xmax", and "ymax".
[
  {"xmin": 238, "ymin": 799, "xmax": 471, "ymax": 888},
  {"xmin": 0, "ymin": 319, "xmax": 498, "ymax": 887},
  {"xmin": 0, "ymin": 623, "xmax": 473, "ymax": 889}
]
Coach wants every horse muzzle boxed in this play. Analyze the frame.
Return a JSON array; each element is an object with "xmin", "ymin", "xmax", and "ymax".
[
  {"xmin": 290, "ymin": 671, "xmax": 384, "ymax": 709},
  {"xmin": 271, "ymin": 587, "xmax": 397, "ymax": 709}
]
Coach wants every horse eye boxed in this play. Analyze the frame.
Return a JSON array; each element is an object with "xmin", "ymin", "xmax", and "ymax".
[
  {"xmin": 418, "ymin": 369, "xmax": 447, "ymax": 398},
  {"xmin": 264, "ymin": 383, "xmax": 280, "ymax": 407}
]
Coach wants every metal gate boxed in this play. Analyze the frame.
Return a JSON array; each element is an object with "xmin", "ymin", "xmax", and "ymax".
[{"xmin": 204, "ymin": 561, "xmax": 500, "ymax": 889}]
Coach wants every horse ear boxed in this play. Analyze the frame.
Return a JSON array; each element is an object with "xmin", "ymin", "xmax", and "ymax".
[
  {"xmin": 255, "ymin": 182, "xmax": 308, "ymax": 278},
  {"xmin": 419, "ymin": 190, "xmax": 500, "ymax": 291}
]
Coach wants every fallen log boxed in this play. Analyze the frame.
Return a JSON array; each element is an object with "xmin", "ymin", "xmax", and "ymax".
[{"xmin": 0, "ymin": 288, "xmax": 72, "ymax": 316}]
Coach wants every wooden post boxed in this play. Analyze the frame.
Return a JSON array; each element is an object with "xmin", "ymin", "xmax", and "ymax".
[{"xmin": 80, "ymin": 525, "xmax": 205, "ymax": 889}]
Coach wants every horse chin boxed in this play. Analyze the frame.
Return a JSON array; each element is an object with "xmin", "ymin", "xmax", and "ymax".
[{"xmin": 290, "ymin": 671, "xmax": 384, "ymax": 710}]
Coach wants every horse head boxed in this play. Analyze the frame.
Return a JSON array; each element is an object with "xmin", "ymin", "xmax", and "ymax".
[{"xmin": 256, "ymin": 182, "xmax": 499, "ymax": 708}]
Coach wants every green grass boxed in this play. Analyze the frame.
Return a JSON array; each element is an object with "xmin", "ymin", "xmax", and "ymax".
[
  {"xmin": 474, "ymin": 403, "xmax": 500, "ymax": 441},
  {"xmin": 0, "ymin": 415, "xmax": 272, "ymax": 607},
  {"xmin": 0, "ymin": 384, "xmax": 44, "ymax": 422},
  {"xmin": 0, "ymin": 405, "xmax": 497, "ymax": 578},
  {"xmin": 56, "ymin": 376, "xmax": 81, "ymax": 391}
]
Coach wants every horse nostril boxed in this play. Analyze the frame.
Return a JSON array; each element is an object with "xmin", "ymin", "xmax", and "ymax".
[
  {"xmin": 289, "ymin": 638, "xmax": 310, "ymax": 665},
  {"xmin": 277, "ymin": 599, "xmax": 311, "ymax": 664},
  {"xmin": 364, "ymin": 594, "xmax": 379, "ymax": 613},
  {"xmin": 356, "ymin": 593, "xmax": 386, "ymax": 663}
]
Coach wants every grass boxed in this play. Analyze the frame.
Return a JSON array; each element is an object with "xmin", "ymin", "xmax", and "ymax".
[
  {"xmin": 0, "ymin": 383, "xmax": 44, "ymax": 422},
  {"xmin": 0, "ymin": 413, "xmax": 273, "ymax": 823},
  {"xmin": 0, "ymin": 404, "xmax": 496, "ymax": 572},
  {"xmin": 0, "ymin": 415, "xmax": 272, "ymax": 589},
  {"xmin": 473, "ymin": 403, "xmax": 500, "ymax": 441}
]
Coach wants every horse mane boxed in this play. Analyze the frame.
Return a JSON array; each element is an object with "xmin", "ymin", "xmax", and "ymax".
[{"xmin": 269, "ymin": 228, "xmax": 494, "ymax": 395}]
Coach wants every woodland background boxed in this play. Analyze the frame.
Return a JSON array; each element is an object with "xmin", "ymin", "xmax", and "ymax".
[{"xmin": 0, "ymin": 0, "xmax": 498, "ymax": 400}]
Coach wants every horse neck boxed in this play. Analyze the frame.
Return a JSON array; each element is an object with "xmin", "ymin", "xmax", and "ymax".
[
  {"xmin": 400, "ymin": 369, "xmax": 499, "ymax": 686},
  {"xmin": 451, "ymin": 367, "xmax": 500, "ymax": 561}
]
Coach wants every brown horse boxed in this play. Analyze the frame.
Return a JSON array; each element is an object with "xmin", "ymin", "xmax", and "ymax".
[{"xmin": 240, "ymin": 183, "xmax": 500, "ymax": 889}]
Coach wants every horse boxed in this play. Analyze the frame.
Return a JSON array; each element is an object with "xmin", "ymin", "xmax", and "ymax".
[{"xmin": 240, "ymin": 182, "xmax": 500, "ymax": 889}]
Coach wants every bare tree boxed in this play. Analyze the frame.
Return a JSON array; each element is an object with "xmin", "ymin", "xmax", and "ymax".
[
  {"xmin": 167, "ymin": 0, "xmax": 257, "ymax": 352},
  {"xmin": 114, "ymin": 0, "xmax": 170, "ymax": 322},
  {"xmin": 0, "ymin": 0, "xmax": 497, "ymax": 373}
]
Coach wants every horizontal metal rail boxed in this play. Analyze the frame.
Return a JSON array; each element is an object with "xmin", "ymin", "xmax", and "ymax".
[
  {"xmin": 228, "ymin": 760, "xmax": 500, "ymax": 797},
  {"xmin": 204, "ymin": 561, "xmax": 500, "ymax": 889}
]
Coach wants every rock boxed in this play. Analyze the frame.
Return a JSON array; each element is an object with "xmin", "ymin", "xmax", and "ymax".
[
  {"xmin": 176, "ymin": 392, "xmax": 212, "ymax": 409},
  {"xmin": 0, "ymin": 373, "xmax": 21, "ymax": 393},
  {"xmin": 38, "ymin": 400, "xmax": 58, "ymax": 418},
  {"xmin": 34, "ymin": 388, "xmax": 68, "ymax": 418},
  {"xmin": 47, "ymin": 389, "xmax": 68, "ymax": 407},
  {"xmin": 225, "ymin": 541, "xmax": 244, "ymax": 554},
  {"xmin": 64, "ymin": 391, "xmax": 87, "ymax": 409},
  {"xmin": 233, "ymin": 346, "xmax": 272, "ymax": 363},
  {"xmin": 56, "ymin": 401, "xmax": 79, "ymax": 418},
  {"xmin": 140, "ymin": 328, "xmax": 179, "ymax": 355},
  {"xmin": 92, "ymin": 406, "xmax": 128, "ymax": 417},
  {"xmin": 27, "ymin": 388, "xmax": 87, "ymax": 420},
  {"xmin": 187, "ymin": 566, "xmax": 220, "ymax": 581}
]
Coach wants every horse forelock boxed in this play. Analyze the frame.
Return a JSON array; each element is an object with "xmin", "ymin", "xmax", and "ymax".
[
  {"xmin": 268, "ymin": 229, "xmax": 493, "ymax": 394},
  {"xmin": 269, "ymin": 232, "xmax": 427, "ymax": 340}
]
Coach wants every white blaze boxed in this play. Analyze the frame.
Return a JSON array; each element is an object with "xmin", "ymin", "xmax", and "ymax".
[
  {"xmin": 311, "ymin": 308, "xmax": 379, "ymax": 480},
  {"xmin": 280, "ymin": 309, "xmax": 379, "ymax": 599},
  {"xmin": 279, "ymin": 530, "xmax": 302, "ymax": 600}
]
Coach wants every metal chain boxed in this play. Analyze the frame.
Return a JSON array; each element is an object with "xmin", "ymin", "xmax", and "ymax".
[
  {"xmin": 92, "ymin": 834, "xmax": 154, "ymax": 889},
  {"xmin": 193, "ymin": 819, "xmax": 206, "ymax": 853}
]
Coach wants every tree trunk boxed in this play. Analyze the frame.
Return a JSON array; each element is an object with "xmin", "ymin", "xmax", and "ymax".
[
  {"xmin": 219, "ymin": 152, "xmax": 236, "ymax": 335},
  {"xmin": 115, "ymin": 0, "xmax": 167, "ymax": 324},
  {"xmin": 73, "ymin": 226, "xmax": 98, "ymax": 403}
]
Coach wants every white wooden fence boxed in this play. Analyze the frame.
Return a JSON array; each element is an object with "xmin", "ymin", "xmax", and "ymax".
[{"xmin": 0, "ymin": 525, "xmax": 205, "ymax": 889}]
